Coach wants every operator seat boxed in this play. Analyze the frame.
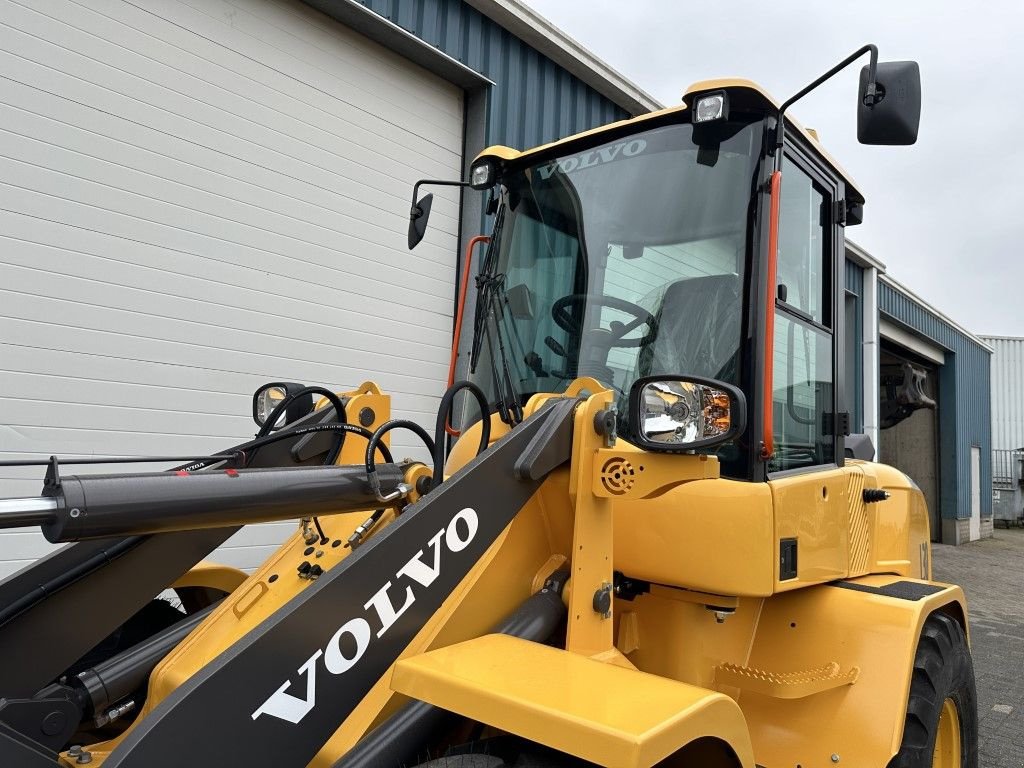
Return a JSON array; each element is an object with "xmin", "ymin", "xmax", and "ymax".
[{"xmin": 636, "ymin": 273, "xmax": 742, "ymax": 384}]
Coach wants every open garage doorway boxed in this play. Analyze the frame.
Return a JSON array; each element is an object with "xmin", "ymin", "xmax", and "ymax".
[{"xmin": 878, "ymin": 341, "xmax": 942, "ymax": 541}]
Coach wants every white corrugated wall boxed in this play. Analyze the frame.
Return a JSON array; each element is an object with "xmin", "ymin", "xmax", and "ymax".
[
  {"xmin": 0, "ymin": 0, "xmax": 463, "ymax": 576},
  {"xmin": 981, "ymin": 335, "xmax": 1024, "ymax": 451}
]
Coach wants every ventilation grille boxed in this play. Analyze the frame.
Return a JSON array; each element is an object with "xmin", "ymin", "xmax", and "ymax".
[
  {"xmin": 600, "ymin": 457, "xmax": 636, "ymax": 495},
  {"xmin": 847, "ymin": 469, "xmax": 870, "ymax": 574}
]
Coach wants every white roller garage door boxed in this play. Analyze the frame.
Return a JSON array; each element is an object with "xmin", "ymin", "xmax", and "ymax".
[{"xmin": 0, "ymin": 0, "xmax": 464, "ymax": 575}]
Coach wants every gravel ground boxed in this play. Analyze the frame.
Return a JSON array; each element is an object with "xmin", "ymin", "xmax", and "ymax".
[{"xmin": 932, "ymin": 526, "xmax": 1024, "ymax": 768}]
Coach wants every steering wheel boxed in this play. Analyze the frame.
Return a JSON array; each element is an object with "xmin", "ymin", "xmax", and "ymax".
[{"xmin": 551, "ymin": 294, "xmax": 657, "ymax": 348}]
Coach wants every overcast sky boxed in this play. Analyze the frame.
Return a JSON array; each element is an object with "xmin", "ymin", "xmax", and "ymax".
[{"xmin": 524, "ymin": 1, "xmax": 1024, "ymax": 337}]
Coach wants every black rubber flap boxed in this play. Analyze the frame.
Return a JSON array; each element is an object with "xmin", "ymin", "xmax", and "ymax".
[{"xmin": 832, "ymin": 580, "xmax": 945, "ymax": 601}]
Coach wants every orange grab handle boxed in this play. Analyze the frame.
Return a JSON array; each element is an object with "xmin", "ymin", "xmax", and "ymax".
[
  {"xmin": 446, "ymin": 235, "xmax": 491, "ymax": 437},
  {"xmin": 761, "ymin": 170, "xmax": 782, "ymax": 459}
]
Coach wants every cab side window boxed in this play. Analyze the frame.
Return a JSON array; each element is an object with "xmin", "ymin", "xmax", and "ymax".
[{"xmin": 770, "ymin": 161, "xmax": 834, "ymax": 472}]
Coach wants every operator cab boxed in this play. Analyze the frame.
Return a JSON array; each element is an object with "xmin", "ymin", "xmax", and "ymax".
[
  {"xmin": 410, "ymin": 68, "xmax": 919, "ymax": 482},
  {"xmin": 463, "ymin": 83, "xmax": 855, "ymax": 480}
]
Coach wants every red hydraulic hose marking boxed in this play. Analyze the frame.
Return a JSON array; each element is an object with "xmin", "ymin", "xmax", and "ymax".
[
  {"xmin": 762, "ymin": 170, "xmax": 782, "ymax": 460},
  {"xmin": 446, "ymin": 235, "xmax": 491, "ymax": 437}
]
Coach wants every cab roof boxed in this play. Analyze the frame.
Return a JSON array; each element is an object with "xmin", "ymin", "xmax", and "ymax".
[{"xmin": 475, "ymin": 78, "xmax": 864, "ymax": 203}]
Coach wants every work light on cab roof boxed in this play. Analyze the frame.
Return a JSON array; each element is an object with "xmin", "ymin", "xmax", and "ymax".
[{"xmin": 692, "ymin": 90, "xmax": 728, "ymax": 123}]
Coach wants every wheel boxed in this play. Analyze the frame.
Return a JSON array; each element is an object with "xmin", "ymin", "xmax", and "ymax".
[
  {"xmin": 413, "ymin": 756, "xmax": 504, "ymax": 768},
  {"xmin": 411, "ymin": 737, "xmax": 595, "ymax": 768},
  {"xmin": 550, "ymin": 294, "xmax": 655, "ymax": 348},
  {"xmin": 888, "ymin": 612, "xmax": 978, "ymax": 768}
]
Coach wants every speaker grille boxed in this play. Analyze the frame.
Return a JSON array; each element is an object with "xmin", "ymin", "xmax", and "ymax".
[{"xmin": 600, "ymin": 457, "xmax": 636, "ymax": 495}]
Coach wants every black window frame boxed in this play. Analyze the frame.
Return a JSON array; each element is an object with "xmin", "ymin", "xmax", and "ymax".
[{"xmin": 765, "ymin": 138, "xmax": 846, "ymax": 480}]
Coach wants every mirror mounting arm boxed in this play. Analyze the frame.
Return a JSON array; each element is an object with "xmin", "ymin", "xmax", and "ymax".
[
  {"xmin": 410, "ymin": 178, "xmax": 470, "ymax": 217},
  {"xmin": 408, "ymin": 178, "xmax": 472, "ymax": 249},
  {"xmin": 772, "ymin": 43, "xmax": 879, "ymax": 170}
]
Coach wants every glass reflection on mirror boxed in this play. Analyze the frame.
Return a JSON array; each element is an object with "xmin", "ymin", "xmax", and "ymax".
[{"xmin": 639, "ymin": 380, "xmax": 733, "ymax": 446}]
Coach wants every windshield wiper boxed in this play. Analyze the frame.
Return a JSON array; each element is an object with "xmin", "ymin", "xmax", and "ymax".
[{"xmin": 469, "ymin": 206, "xmax": 523, "ymax": 425}]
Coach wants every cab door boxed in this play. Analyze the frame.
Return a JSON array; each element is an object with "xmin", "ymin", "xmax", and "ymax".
[{"xmin": 768, "ymin": 143, "xmax": 852, "ymax": 588}]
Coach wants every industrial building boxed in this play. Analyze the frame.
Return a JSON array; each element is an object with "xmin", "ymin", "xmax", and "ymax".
[
  {"xmin": 979, "ymin": 335, "xmax": 1024, "ymax": 526},
  {"xmin": 846, "ymin": 243, "xmax": 993, "ymax": 544},
  {"xmin": 0, "ymin": 0, "xmax": 990, "ymax": 578}
]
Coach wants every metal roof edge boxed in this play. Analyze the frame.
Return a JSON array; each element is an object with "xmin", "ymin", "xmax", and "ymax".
[
  {"xmin": 977, "ymin": 334, "xmax": 1024, "ymax": 342},
  {"xmin": 844, "ymin": 239, "xmax": 887, "ymax": 272},
  {"xmin": 308, "ymin": 0, "xmax": 494, "ymax": 88},
  {"xmin": 878, "ymin": 273, "xmax": 993, "ymax": 353},
  {"xmin": 462, "ymin": 0, "xmax": 663, "ymax": 115}
]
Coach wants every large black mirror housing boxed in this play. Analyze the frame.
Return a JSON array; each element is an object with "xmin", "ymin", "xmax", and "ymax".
[
  {"xmin": 407, "ymin": 178, "xmax": 473, "ymax": 250},
  {"xmin": 408, "ymin": 192, "xmax": 433, "ymax": 250},
  {"xmin": 858, "ymin": 61, "xmax": 921, "ymax": 145}
]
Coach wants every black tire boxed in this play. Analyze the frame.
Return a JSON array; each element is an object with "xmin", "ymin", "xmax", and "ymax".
[
  {"xmin": 414, "ymin": 738, "xmax": 595, "ymax": 768},
  {"xmin": 888, "ymin": 612, "xmax": 978, "ymax": 767},
  {"xmin": 413, "ymin": 757, "xmax": 504, "ymax": 768}
]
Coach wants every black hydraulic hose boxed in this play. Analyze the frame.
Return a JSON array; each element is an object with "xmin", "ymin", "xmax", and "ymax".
[
  {"xmin": 331, "ymin": 572, "xmax": 568, "ymax": 768},
  {"xmin": 364, "ymin": 420, "xmax": 435, "ymax": 499},
  {"xmin": 431, "ymin": 381, "xmax": 491, "ymax": 489},
  {"xmin": 243, "ymin": 423, "xmax": 393, "ymax": 467},
  {"xmin": 257, "ymin": 387, "xmax": 349, "ymax": 466},
  {"xmin": 257, "ymin": 386, "xmax": 346, "ymax": 438}
]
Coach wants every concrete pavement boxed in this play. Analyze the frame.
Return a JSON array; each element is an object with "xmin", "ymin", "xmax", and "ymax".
[{"xmin": 933, "ymin": 527, "xmax": 1024, "ymax": 767}]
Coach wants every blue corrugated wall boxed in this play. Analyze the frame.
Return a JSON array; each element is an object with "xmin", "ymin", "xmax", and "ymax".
[
  {"xmin": 355, "ymin": 0, "xmax": 629, "ymax": 148},
  {"xmin": 879, "ymin": 282, "xmax": 992, "ymax": 521}
]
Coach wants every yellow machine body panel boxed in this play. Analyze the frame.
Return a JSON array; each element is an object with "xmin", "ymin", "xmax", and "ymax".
[
  {"xmin": 611, "ymin": 459, "xmax": 931, "ymax": 598},
  {"xmin": 734, "ymin": 576, "xmax": 967, "ymax": 766},
  {"xmin": 392, "ymin": 633, "xmax": 756, "ymax": 768},
  {"xmin": 613, "ymin": 475, "xmax": 775, "ymax": 597},
  {"xmin": 611, "ymin": 574, "xmax": 966, "ymax": 765}
]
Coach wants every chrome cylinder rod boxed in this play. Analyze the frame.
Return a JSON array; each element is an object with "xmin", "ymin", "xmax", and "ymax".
[{"xmin": 0, "ymin": 496, "xmax": 59, "ymax": 528}]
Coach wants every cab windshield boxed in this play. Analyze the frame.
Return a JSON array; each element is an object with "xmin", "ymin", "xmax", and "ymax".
[{"xmin": 469, "ymin": 118, "xmax": 762, "ymax": 453}]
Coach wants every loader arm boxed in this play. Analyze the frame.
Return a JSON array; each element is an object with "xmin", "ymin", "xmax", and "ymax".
[
  {"xmin": 101, "ymin": 397, "xmax": 579, "ymax": 768},
  {"xmin": 0, "ymin": 403, "xmax": 345, "ymax": 698}
]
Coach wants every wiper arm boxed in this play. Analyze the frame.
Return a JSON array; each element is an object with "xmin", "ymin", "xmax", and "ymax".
[
  {"xmin": 486, "ymin": 276, "xmax": 524, "ymax": 424},
  {"xmin": 473, "ymin": 272, "xmax": 523, "ymax": 425},
  {"xmin": 468, "ymin": 205, "xmax": 523, "ymax": 425},
  {"xmin": 470, "ymin": 205, "xmax": 502, "ymax": 370}
]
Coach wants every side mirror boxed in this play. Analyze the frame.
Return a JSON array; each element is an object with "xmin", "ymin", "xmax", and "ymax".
[
  {"xmin": 252, "ymin": 382, "xmax": 313, "ymax": 431},
  {"xmin": 845, "ymin": 200, "xmax": 864, "ymax": 226},
  {"xmin": 858, "ymin": 60, "xmax": 921, "ymax": 145},
  {"xmin": 408, "ymin": 192, "xmax": 434, "ymax": 250},
  {"xmin": 628, "ymin": 375, "xmax": 746, "ymax": 452}
]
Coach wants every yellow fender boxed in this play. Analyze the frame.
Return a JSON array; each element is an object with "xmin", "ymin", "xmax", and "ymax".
[{"xmin": 737, "ymin": 574, "xmax": 967, "ymax": 766}]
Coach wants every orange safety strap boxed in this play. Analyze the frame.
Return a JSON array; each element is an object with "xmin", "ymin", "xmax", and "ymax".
[
  {"xmin": 446, "ymin": 235, "xmax": 491, "ymax": 436},
  {"xmin": 762, "ymin": 170, "xmax": 782, "ymax": 459}
]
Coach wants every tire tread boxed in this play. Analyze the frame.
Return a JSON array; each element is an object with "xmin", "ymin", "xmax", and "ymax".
[{"xmin": 887, "ymin": 612, "xmax": 978, "ymax": 768}]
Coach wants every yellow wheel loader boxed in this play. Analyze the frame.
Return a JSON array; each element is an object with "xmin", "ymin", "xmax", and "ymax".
[{"xmin": 0, "ymin": 45, "xmax": 976, "ymax": 768}]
